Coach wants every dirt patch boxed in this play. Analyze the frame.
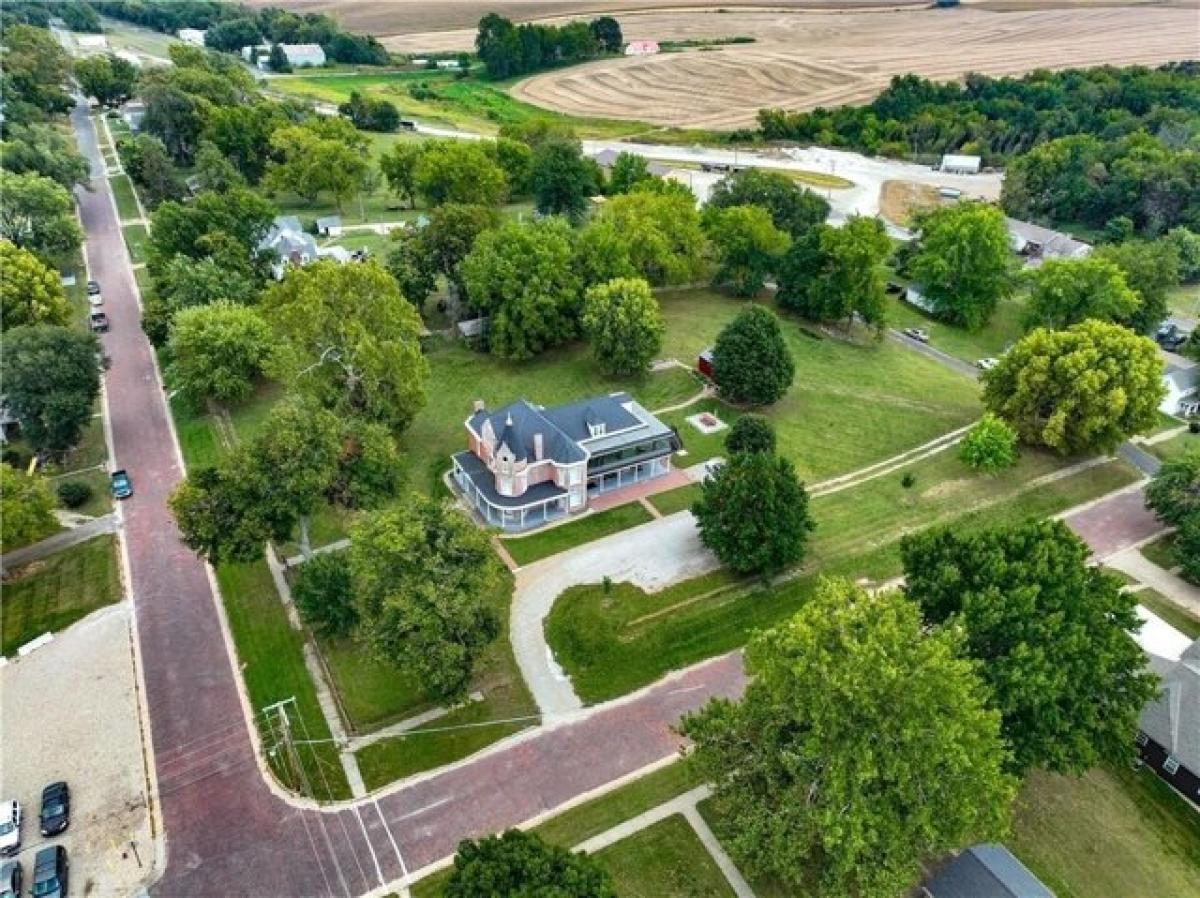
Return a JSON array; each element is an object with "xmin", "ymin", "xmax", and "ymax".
[
  {"xmin": 880, "ymin": 180, "xmax": 941, "ymax": 226},
  {"xmin": 507, "ymin": 4, "xmax": 1199, "ymax": 129}
]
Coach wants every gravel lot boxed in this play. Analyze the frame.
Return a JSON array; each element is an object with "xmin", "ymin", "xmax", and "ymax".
[{"xmin": 0, "ymin": 602, "xmax": 155, "ymax": 897}]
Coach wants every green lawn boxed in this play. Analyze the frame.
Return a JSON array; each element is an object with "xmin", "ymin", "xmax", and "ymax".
[
  {"xmin": 121, "ymin": 223, "xmax": 149, "ymax": 265},
  {"xmin": 547, "ymin": 456, "xmax": 1138, "ymax": 703},
  {"xmin": 886, "ymin": 292, "xmax": 1026, "ymax": 364},
  {"xmin": 99, "ymin": 15, "xmax": 184, "ymax": 60},
  {"xmin": 1141, "ymin": 534, "xmax": 1179, "ymax": 572},
  {"xmin": 1135, "ymin": 587, "xmax": 1200, "ymax": 639},
  {"xmin": 214, "ymin": 559, "xmax": 350, "ymax": 800},
  {"xmin": 593, "ymin": 814, "xmax": 735, "ymax": 898},
  {"xmin": 109, "ymin": 173, "xmax": 141, "ymax": 222},
  {"xmin": 270, "ymin": 71, "xmax": 651, "ymax": 139},
  {"xmin": 52, "ymin": 468, "xmax": 113, "ymax": 518},
  {"xmin": 1148, "ymin": 430, "xmax": 1198, "ymax": 461},
  {"xmin": 411, "ymin": 758, "xmax": 706, "ymax": 898},
  {"xmin": 500, "ymin": 502, "xmax": 656, "ymax": 567},
  {"xmin": 1010, "ymin": 765, "xmax": 1200, "ymax": 898},
  {"xmin": 647, "ymin": 482, "xmax": 704, "ymax": 517},
  {"xmin": 1, "ymin": 535, "xmax": 121, "ymax": 655},
  {"xmin": 1168, "ymin": 283, "xmax": 1200, "ymax": 319}
]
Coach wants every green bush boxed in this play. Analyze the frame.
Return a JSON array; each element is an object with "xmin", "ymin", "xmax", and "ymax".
[{"xmin": 56, "ymin": 479, "xmax": 94, "ymax": 509}]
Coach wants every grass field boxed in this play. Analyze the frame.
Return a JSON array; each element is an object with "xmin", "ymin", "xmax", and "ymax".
[
  {"xmin": 647, "ymin": 482, "xmax": 704, "ymax": 517},
  {"xmin": 887, "ymin": 292, "xmax": 1026, "ymax": 364},
  {"xmin": 594, "ymin": 814, "xmax": 735, "ymax": 897},
  {"xmin": 500, "ymin": 502, "xmax": 656, "ymax": 566},
  {"xmin": 1148, "ymin": 430, "xmax": 1198, "ymax": 461},
  {"xmin": 1168, "ymin": 284, "xmax": 1200, "ymax": 319},
  {"xmin": 98, "ymin": 16, "xmax": 183, "ymax": 61},
  {"xmin": 50, "ymin": 468, "xmax": 114, "ymax": 518},
  {"xmin": 1, "ymin": 535, "xmax": 121, "ymax": 656},
  {"xmin": 1141, "ymin": 534, "xmax": 1179, "ymax": 572},
  {"xmin": 1136, "ymin": 588, "xmax": 1200, "ymax": 640},
  {"xmin": 547, "ymin": 455, "xmax": 1137, "ymax": 703},
  {"xmin": 269, "ymin": 70, "xmax": 652, "ymax": 138},
  {"xmin": 121, "ymin": 223, "xmax": 149, "ymax": 265},
  {"xmin": 109, "ymin": 174, "xmax": 142, "ymax": 223}
]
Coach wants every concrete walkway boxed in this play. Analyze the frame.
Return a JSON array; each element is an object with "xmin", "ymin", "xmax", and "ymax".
[
  {"xmin": 1, "ymin": 513, "xmax": 117, "ymax": 570},
  {"xmin": 1107, "ymin": 546, "xmax": 1200, "ymax": 617}
]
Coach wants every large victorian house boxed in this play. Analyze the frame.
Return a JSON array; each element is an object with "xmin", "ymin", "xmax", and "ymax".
[{"xmin": 451, "ymin": 393, "xmax": 679, "ymax": 531}]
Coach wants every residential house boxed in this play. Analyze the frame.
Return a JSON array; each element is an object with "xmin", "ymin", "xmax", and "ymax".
[
  {"xmin": 1137, "ymin": 634, "xmax": 1200, "ymax": 806},
  {"xmin": 281, "ymin": 44, "xmax": 327, "ymax": 68},
  {"xmin": 625, "ymin": 40, "xmax": 660, "ymax": 56},
  {"xmin": 451, "ymin": 394, "xmax": 679, "ymax": 530},
  {"xmin": 177, "ymin": 28, "xmax": 206, "ymax": 47},
  {"xmin": 315, "ymin": 215, "xmax": 342, "ymax": 237},
  {"xmin": 436, "ymin": 58, "xmax": 463, "ymax": 70},
  {"xmin": 1005, "ymin": 218, "xmax": 1092, "ymax": 264},
  {"xmin": 1162, "ymin": 360, "xmax": 1197, "ymax": 416},
  {"xmin": 939, "ymin": 153, "xmax": 982, "ymax": 174},
  {"xmin": 922, "ymin": 843, "xmax": 1054, "ymax": 898}
]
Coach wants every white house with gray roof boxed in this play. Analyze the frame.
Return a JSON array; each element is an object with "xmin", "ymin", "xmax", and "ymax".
[
  {"xmin": 1137, "ymin": 635, "xmax": 1200, "ymax": 805},
  {"xmin": 451, "ymin": 393, "xmax": 679, "ymax": 530}
]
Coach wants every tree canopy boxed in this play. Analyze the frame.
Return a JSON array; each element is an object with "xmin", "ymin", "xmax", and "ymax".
[
  {"xmin": 902, "ymin": 520, "xmax": 1159, "ymax": 774},
  {"xmin": 1093, "ymin": 238, "xmax": 1181, "ymax": 335},
  {"xmin": 168, "ymin": 301, "xmax": 274, "ymax": 404},
  {"xmin": 0, "ymin": 171, "xmax": 83, "ymax": 263},
  {"xmin": 0, "ymin": 123, "xmax": 90, "ymax": 191},
  {"xmin": 581, "ymin": 277, "xmax": 664, "ymax": 376},
  {"xmin": 262, "ymin": 260, "xmax": 430, "ymax": 431},
  {"xmin": 0, "ymin": 463, "xmax": 57, "ymax": 552},
  {"xmin": 415, "ymin": 139, "xmax": 507, "ymax": 207},
  {"xmin": 0, "ymin": 240, "xmax": 71, "ymax": 331},
  {"xmin": 1022, "ymin": 256, "xmax": 1139, "ymax": 331},
  {"xmin": 590, "ymin": 189, "xmax": 707, "ymax": 286},
  {"xmin": 446, "ymin": 829, "xmax": 615, "ymax": 898},
  {"xmin": 724, "ymin": 414, "xmax": 776, "ymax": 456},
  {"xmin": 265, "ymin": 125, "xmax": 370, "ymax": 211},
  {"xmin": 957, "ymin": 413, "xmax": 1019, "ymax": 473},
  {"xmin": 350, "ymin": 497, "xmax": 504, "ymax": 700},
  {"xmin": 776, "ymin": 216, "xmax": 891, "ymax": 330},
  {"xmin": 982, "ymin": 319, "xmax": 1165, "ymax": 454},
  {"xmin": 707, "ymin": 169, "xmax": 829, "ymax": 239},
  {"xmin": 1145, "ymin": 450, "xmax": 1200, "ymax": 528},
  {"xmin": 74, "ymin": 53, "xmax": 138, "ymax": 107},
  {"xmin": 2, "ymin": 325, "xmax": 100, "ymax": 453},
  {"xmin": 706, "ymin": 204, "xmax": 791, "ymax": 297},
  {"xmin": 683, "ymin": 578, "xmax": 1014, "ymax": 897},
  {"xmin": 531, "ymin": 137, "xmax": 595, "ymax": 220},
  {"xmin": 711, "ymin": 305, "xmax": 794, "ymax": 406}
]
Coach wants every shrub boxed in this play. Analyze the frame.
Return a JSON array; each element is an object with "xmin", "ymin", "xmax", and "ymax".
[
  {"xmin": 291, "ymin": 553, "xmax": 357, "ymax": 638},
  {"xmin": 56, "ymin": 479, "xmax": 94, "ymax": 509},
  {"xmin": 958, "ymin": 413, "xmax": 1019, "ymax": 473}
]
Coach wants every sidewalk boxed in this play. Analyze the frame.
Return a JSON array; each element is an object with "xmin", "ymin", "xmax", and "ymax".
[{"xmin": 1, "ymin": 514, "xmax": 117, "ymax": 570}]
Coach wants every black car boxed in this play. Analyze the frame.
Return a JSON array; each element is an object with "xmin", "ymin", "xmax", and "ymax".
[
  {"xmin": 89, "ymin": 311, "xmax": 109, "ymax": 333},
  {"xmin": 39, "ymin": 783, "xmax": 69, "ymax": 838},
  {"xmin": 30, "ymin": 847, "xmax": 66, "ymax": 898},
  {"xmin": 86, "ymin": 280, "xmax": 101, "ymax": 296},
  {"xmin": 0, "ymin": 860, "xmax": 20, "ymax": 898}
]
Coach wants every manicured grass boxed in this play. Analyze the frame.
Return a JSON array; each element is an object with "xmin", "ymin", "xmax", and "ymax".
[
  {"xmin": 886, "ymin": 292, "xmax": 1026, "ymax": 364},
  {"xmin": 214, "ymin": 559, "xmax": 350, "ymax": 800},
  {"xmin": 270, "ymin": 71, "xmax": 650, "ymax": 139},
  {"xmin": 1010, "ymin": 765, "xmax": 1200, "ymax": 898},
  {"xmin": 398, "ymin": 338, "xmax": 702, "ymax": 495},
  {"xmin": 121, "ymin": 223, "xmax": 149, "ymax": 265},
  {"xmin": 593, "ymin": 814, "xmax": 735, "ymax": 898},
  {"xmin": 1136, "ymin": 588, "xmax": 1200, "ymax": 639},
  {"xmin": 648, "ymin": 482, "xmax": 704, "ymax": 517},
  {"xmin": 169, "ymin": 395, "xmax": 223, "ymax": 471},
  {"xmin": 501, "ymin": 502, "xmax": 656, "ymax": 567},
  {"xmin": 1141, "ymin": 534, "xmax": 1179, "ymax": 572},
  {"xmin": 1168, "ymin": 283, "xmax": 1200, "ymax": 319},
  {"xmin": 547, "ymin": 456, "xmax": 1138, "ymax": 703},
  {"xmin": 1148, "ymin": 430, "xmax": 1198, "ymax": 461},
  {"xmin": 99, "ymin": 15, "xmax": 184, "ymax": 60},
  {"xmin": 656, "ymin": 291, "xmax": 982, "ymax": 483},
  {"xmin": 1, "ymin": 535, "xmax": 121, "ymax": 655},
  {"xmin": 109, "ymin": 174, "xmax": 141, "ymax": 222},
  {"xmin": 411, "ymin": 758, "xmax": 705, "ymax": 898}
]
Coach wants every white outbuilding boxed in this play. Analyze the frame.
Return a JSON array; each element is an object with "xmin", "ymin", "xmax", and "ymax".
[
  {"xmin": 939, "ymin": 153, "xmax": 982, "ymax": 174},
  {"xmin": 177, "ymin": 28, "xmax": 206, "ymax": 47}
]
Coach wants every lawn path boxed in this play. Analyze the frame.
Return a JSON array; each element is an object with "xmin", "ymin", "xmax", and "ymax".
[{"xmin": 0, "ymin": 513, "xmax": 117, "ymax": 570}]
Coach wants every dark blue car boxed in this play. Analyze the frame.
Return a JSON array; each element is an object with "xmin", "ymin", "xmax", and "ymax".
[{"xmin": 110, "ymin": 469, "xmax": 132, "ymax": 500}]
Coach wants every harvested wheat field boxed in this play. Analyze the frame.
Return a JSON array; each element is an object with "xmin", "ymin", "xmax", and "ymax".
[{"xmin": 509, "ymin": 4, "xmax": 1199, "ymax": 129}]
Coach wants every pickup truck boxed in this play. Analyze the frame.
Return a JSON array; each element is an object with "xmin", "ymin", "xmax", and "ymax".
[{"xmin": 110, "ymin": 469, "xmax": 132, "ymax": 500}]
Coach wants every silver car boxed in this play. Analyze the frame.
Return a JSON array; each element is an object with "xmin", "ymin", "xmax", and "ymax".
[{"xmin": 0, "ymin": 801, "xmax": 20, "ymax": 857}]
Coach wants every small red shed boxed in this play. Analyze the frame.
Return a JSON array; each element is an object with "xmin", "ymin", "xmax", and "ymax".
[{"xmin": 697, "ymin": 349, "xmax": 715, "ymax": 379}]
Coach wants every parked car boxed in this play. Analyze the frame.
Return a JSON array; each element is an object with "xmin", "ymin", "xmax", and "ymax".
[
  {"xmin": 1156, "ymin": 322, "xmax": 1191, "ymax": 352},
  {"xmin": 89, "ymin": 311, "xmax": 109, "ymax": 333},
  {"xmin": 89, "ymin": 290, "xmax": 103, "ymax": 307},
  {"xmin": 39, "ymin": 783, "xmax": 69, "ymax": 838},
  {"xmin": 902, "ymin": 327, "xmax": 930, "ymax": 343},
  {"xmin": 0, "ymin": 860, "xmax": 20, "ymax": 898},
  {"xmin": 110, "ymin": 469, "xmax": 133, "ymax": 500},
  {"xmin": 0, "ymin": 802, "xmax": 19, "ymax": 856},
  {"xmin": 30, "ymin": 846, "xmax": 66, "ymax": 898},
  {"xmin": 86, "ymin": 280, "xmax": 101, "ymax": 295},
  {"xmin": 976, "ymin": 357, "xmax": 1000, "ymax": 371}
]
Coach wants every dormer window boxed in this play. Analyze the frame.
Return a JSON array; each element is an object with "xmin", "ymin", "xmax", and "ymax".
[{"xmin": 589, "ymin": 422, "xmax": 606, "ymax": 438}]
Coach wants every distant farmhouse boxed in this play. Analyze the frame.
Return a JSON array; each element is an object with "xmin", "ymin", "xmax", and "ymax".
[
  {"xmin": 242, "ymin": 43, "xmax": 326, "ymax": 69},
  {"xmin": 625, "ymin": 40, "xmax": 660, "ymax": 56},
  {"xmin": 452, "ymin": 394, "xmax": 679, "ymax": 530}
]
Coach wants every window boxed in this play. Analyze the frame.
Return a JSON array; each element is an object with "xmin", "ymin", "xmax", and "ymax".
[{"xmin": 1163, "ymin": 756, "xmax": 1180, "ymax": 775}]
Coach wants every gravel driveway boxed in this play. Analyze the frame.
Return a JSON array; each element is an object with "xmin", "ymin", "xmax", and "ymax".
[
  {"xmin": 512, "ymin": 512, "xmax": 718, "ymax": 715},
  {"xmin": 0, "ymin": 603, "xmax": 154, "ymax": 897}
]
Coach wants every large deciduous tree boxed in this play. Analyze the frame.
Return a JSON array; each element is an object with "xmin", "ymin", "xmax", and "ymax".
[
  {"xmin": 0, "ymin": 463, "xmax": 57, "ymax": 552},
  {"xmin": 724, "ymin": 414, "xmax": 776, "ymax": 456},
  {"xmin": 606, "ymin": 152, "xmax": 652, "ymax": 195},
  {"xmin": 902, "ymin": 520, "xmax": 1159, "ymax": 775},
  {"xmin": 706, "ymin": 168, "xmax": 829, "ymax": 239},
  {"xmin": 350, "ymin": 497, "xmax": 504, "ymax": 700},
  {"xmin": 0, "ymin": 25, "xmax": 74, "ymax": 124},
  {"xmin": 909, "ymin": 201, "xmax": 1015, "ymax": 330},
  {"xmin": 682, "ymin": 578, "xmax": 1015, "ymax": 898},
  {"xmin": 143, "ymin": 253, "xmax": 259, "ymax": 345},
  {"xmin": 2, "ymin": 325, "xmax": 100, "ymax": 453},
  {"xmin": 1093, "ymin": 238, "xmax": 1182, "ymax": 335},
  {"xmin": 531, "ymin": 137, "xmax": 594, "ymax": 220},
  {"xmin": 147, "ymin": 188, "xmax": 277, "ymax": 266},
  {"xmin": 1022, "ymin": 256, "xmax": 1139, "ymax": 331},
  {"xmin": 414, "ymin": 139, "xmax": 507, "ymax": 207},
  {"xmin": 982, "ymin": 319, "xmax": 1164, "ymax": 454},
  {"xmin": 291, "ymin": 552, "xmax": 357, "ymax": 637},
  {"xmin": 694, "ymin": 451, "xmax": 813, "ymax": 575},
  {"xmin": 1145, "ymin": 450, "xmax": 1200, "ymax": 527},
  {"xmin": 0, "ymin": 123, "xmax": 90, "ymax": 190},
  {"xmin": 0, "ymin": 171, "xmax": 83, "ymax": 263},
  {"xmin": 461, "ymin": 217, "xmax": 582, "ymax": 360},
  {"xmin": 591, "ymin": 189, "xmax": 707, "ymax": 286},
  {"xmin": 776, "ymin": 216, "xmax": 891, "ymax": 330},
  {"xmin": 265, "ymin": 125, "xmax": 370, "ymax": 212},
  {"xmin": 711, "ymin": 305, "xmax": 794, "ymax": 406},
  {"xmin": 168, "ymin": 302, "xmax": 274, "ymax": 404},
  {"xmin": 581, "ymin": 277, "xmax": 664, "ymax": 376},
  {"xmin": 379, "ymin": 141, "xmax": 424, "ymax": 209},
  {"xmin": 446, "ymin": 829, "xmax": 616, "ymax": 898},
  {"xmin": 262, "ymin": 260, "xmax": 430, "ymax": 431},
  {"xmin": 706, "ymin": 204, "xmax": 791, "ymax": 297},
  {"xmin": 74, "ymin": 53, "xmax": 138, "ymax": 107},
  {"xmin": 0, "ymin": 240, "xmax": 71, "ymax": 331}
]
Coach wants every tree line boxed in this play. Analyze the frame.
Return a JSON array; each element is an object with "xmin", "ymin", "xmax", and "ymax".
[{"xmin": 475, "ymin": 12, "xmax": 622, "ymax": 80}]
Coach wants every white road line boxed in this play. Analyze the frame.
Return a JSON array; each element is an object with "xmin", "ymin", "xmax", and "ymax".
[
  {"xmin": 314, "ymin": 811, "xmax": 351, "ymax": 898},
  {"xmin": 394, "ymin": 796, "xmax": 451, "ymax": 822},
  {"xmin": 373, "ymin": 798, "xmax": 409, "ymax": 882},
  {"xmin": 296, "ymin": 809, "xmax": 336, "ymax": 898},
  {"xmin": 354, "ymin": 806, "xmax": 385, "ymax": 888},
  {"xmin": 667, "ymin": 684, "xmax": 705, "ymax": 696}
]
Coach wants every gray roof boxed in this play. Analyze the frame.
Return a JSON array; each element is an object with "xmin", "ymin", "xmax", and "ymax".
[
  {"xmin": 542, "ymin": 393, "xmax": 641, "ymax": 444},
  {"xmin": 647, "ymin": 161, "xmax": 673, "ymax": 177},
  {"xmin": 469, "ymin": 399, "xmax": 587, "ymax": 465},
  {"xmin": 1140, "ymin": 638, "xmax": 1200, "ymax": 774},
  {"xmin": 260, "ymin": 217, "xmax": 317, "ymax": 261},
  {"xmin": 925, "ymin": 844, "xmax": 1054, "ymax": 898},
  {"xmin": 453, "ymin": 450, "xmax": 566, "ymax": 508},
  {"xmin": 1005, "ymin": 217, "xmax": 1091, "ymax": 259},
  {"xmin": 592, "ymin": 148, "xmax": 621, "ymax": 167}
]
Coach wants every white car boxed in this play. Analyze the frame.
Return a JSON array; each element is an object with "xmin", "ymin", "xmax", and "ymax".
[
  {"xmin": 0, "ymin": 800, "xmax": 21, "ymax": 857},
  {"xmin": 976, "ymin": 357, "xmax": 1000, "ymax": 371},
  {"xmin": 89, "ymin": 292, "xmax": 103, "ymax": 307}
]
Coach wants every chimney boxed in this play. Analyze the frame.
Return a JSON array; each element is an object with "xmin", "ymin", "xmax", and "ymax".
[
  {"xmin": 473, "ymin": 399, "xmax": 486, "ymax": 413},
  {"xmin": 533, "ymin": 433, "xmax": 544, "ymax": 460}
]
